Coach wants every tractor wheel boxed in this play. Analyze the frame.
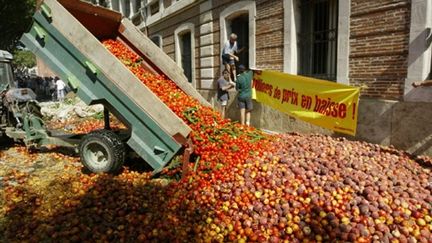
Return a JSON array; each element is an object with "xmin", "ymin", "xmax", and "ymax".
[{"xmin": 79, "ymin": 130, "xmax": 125, "ymax": 173}]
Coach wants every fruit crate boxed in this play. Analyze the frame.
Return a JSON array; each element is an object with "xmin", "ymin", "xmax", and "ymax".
[{"xmin": 20, "ymin": 0, "xmax": 205, "ymax": 172}]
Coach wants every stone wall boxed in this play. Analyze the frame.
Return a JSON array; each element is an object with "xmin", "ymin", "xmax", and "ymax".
[
  {"xmin": 255, "ymin": 0, "xmax": 284, "ymax": 71},
  {"xmin": 146, "ymin": 0, "xmax": 286, "ymax": 89},
  {"xmin": 147, "ymin": 4, "xmax": 201, "ymax": 62},
  {"xmin": 145, "ymin": 0, "xmax": 414, "ymax": 100},
  {"xmin": 350, "ymin": 0, "xmax": 411, "ymax": 100},
  {"xmin": 144, "ymin": 0, "xmax": 432, "ymax": 155},
  {"xmin": 200, "ymin": 89, "xmax": 432, "ymax": 156}
]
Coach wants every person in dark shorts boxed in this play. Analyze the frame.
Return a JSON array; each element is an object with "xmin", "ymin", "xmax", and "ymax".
[
  {"xmin": 217, "ymin": 69, "xmax": 235, "ymax": 118},
  {"xmin": 235, "ymin": 64, "xmax": 253, "ymax": 126}
]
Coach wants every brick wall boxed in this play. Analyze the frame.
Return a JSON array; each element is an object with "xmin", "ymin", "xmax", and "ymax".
[
  {"xmin": 255, "ymin": 0, "xmax": 284, "ymax": 71},
  {"xmin": 350, "ymin": 0, "xmax": 411, "ymax": 100}
]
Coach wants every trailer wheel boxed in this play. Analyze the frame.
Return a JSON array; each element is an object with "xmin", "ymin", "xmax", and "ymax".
[{"xmin": 79, "ymin": 130, "xmax": 125, "ymax": 173}]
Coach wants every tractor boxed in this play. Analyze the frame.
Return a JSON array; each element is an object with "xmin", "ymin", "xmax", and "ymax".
[{"xmin": 0, "ymin": 50, "xmax": 43, "ymax": 143}]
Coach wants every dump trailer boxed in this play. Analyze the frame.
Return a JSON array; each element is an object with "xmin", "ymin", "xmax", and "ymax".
[{"xmin": 16, "ymin": 0, "xmax": 209, "ymax": 173}]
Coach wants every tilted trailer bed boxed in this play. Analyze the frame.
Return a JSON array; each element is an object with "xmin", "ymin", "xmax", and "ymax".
[{"xmin": 17, "ymin": 0, "xmax": 209, "ymax": 173}]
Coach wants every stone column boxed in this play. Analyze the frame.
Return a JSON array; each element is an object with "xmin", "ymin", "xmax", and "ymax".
[
  {"xmin": 199, "ymin": 0, "xmax": 214, "ymax": 89},
  {"xmin": 283, "ymin": 0, "xmax": 297, "ymax": 74},
  {"xmin": 131, "ymin": 0, "xmax": 140, "ymax": 15},
  {"xmin": 336, "ymin": 0, "xmax": 350, "ymax": 85},
  {"xmin": 131, "ymin": 0, "xmax": 136, "ymax": 17},
  {"xmin": 405, "ymin": 0, "xmax": 432, "ymax": 101},
  {"xmin": 120, "ymin": 0, "xmax": 126, "ymax": 16}
]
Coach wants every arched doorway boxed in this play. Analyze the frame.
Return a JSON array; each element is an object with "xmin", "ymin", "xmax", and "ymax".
[
  {"xmin": 227, "ymin": 14, "xmax": 249, "ymax": 69},
  {"xmin": 219, "ymin": 1, "xmax": 256, "ymax": 72},
  {"xmin": 175, "ymin": 23, "xmax": 196, "ymax": 86}
]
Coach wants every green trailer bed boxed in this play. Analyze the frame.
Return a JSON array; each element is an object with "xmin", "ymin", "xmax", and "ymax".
[{"xmin": 19, "ymin": 0, "xmax": 204, "ymax": 172}]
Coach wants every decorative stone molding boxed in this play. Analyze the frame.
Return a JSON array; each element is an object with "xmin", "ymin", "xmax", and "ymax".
[
  {"xmin": 405, "ymin": 0, "xmax": 432, "ymax": 101},
  {"xmin": 199, "ymin": 1, "xmax": 214, "ymax": 90},
  {"xmin": 146, "ymin": 0, "xmax": 196, "ymax": 26},
  {"xmin": 283, "ymin": 0, "xmax": 350, "ymax": 84},
  {"xmin": 174, "ymin": 23, "xmax": 196, "ymax": 87},
  {"xmin": 283, "ymin": 0, "xmax": 298, "ymax": 74},
  {"xmin": 336, "ymin": 0, "xmax": 350, "ymax": 85},
  {"xmin": 150, "ymin": 34, "xmax": 163, "ymax": 48},
  {"xmin": 219, "ymin": 1, "xmax": 256, "ymax": 70}
]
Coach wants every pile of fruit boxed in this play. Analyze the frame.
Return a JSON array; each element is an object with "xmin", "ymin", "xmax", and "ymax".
[
  {"xmin": 0, "ymin": 40, "xmax": 431, "ymax": 242},
  {"xmin": 46, "ymin": 116, "xmax": 126, "ymax": 134}
]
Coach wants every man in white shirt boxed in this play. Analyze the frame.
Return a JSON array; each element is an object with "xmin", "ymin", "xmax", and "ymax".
[
  {"xmin": 222, "ymin": 33, "xmax": 239, "ymax": 82},
  {"xmin": 55, "ymin": 77, "xmax": 66, "ymax": 102}
]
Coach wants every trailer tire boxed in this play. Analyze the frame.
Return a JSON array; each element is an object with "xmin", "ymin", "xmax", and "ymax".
[{"xmin": 79, "ymin": 130, "xmax": 125, "ymax": 173}]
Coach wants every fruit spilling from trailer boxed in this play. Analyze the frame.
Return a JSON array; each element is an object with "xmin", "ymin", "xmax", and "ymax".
[{"xmin": 0, "ymin": 40, "xmax": 430, "ymax": 242}]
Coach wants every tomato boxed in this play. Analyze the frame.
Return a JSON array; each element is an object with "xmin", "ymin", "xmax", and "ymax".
[{"xmin": 103, "ymin": 40, "xmax": 271, "ymax": 183}]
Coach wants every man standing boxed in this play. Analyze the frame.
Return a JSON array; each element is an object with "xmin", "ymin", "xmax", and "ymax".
[
  {"xmin": 217, "ymin": 69, "xmax": 235, "ymax": 119},
  {"xmin": 55, "ymin": 76, "xmax": 66, "ymax": 102},
  {"xmin": 235, "ymin": 65, "xmax": 253, "ymax": 126},
  {"xmin": 222, "ymin": 33, "xmax": 239, "ymax": 81}
]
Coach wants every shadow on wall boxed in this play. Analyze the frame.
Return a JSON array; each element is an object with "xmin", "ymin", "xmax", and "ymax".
[
  {"xmin": 241, "ymin": 95, "xmax": 432, "ymax": 156},
  {"xmin": 388, "ymin": 98, "xmax": 432, "ymax": 155},
  {"xmin": 350, "ymin": 25, "xmax": 432, "ymax": 155},
  {"xmin": 354, "ymin": 98, "xmax": 395, "ymax": 146},
  {"xmin": 225, "ymin": 99, "xmax": 264, "ymax": 127},
  {"xmin": 407, "ymin": 28, "xmax": 432, "ymax": 68},
  {"xmin": 199, "ymin": 90, "xmax": 432, "ymax": 156},
  {"xmin": 336, "ymin": 97, "xmax": 432, "ymax": 155},
  {"xmin": 226, "ymin": 96, "xmax": 331, "ymax": 135}
]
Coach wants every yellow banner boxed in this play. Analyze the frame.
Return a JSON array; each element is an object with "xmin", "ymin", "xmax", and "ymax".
[{"xmin": 253, "ymin": 70, "xmax": 360, "ymax": 136}]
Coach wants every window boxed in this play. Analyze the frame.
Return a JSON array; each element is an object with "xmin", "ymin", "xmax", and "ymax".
[
  {"xmin": 99, "ymin": 0, "xmax": 108, "ymax": 7},
  {"xmin": 124, "ymin": 0, "xmax": 131, "ymax": 17},
  {"xmin": 89, "ymin": 0, "xmax": 108, "ymax": 7},
  {"xmin": 429, "ymin": 28, "xmax": 432, "ymax": 80},
  {"xmin": 135, "ymin": 0, "xmax": 141, "ymax": 12},
  {"xmin": 150, "ymin": 35, "xmax": 162, "ymax": 48},
  {"xmin": 298, "ymin": 0, "xmax": 338, "ymax": 81},
  {"xmin": 175, "ymin": 23, "xmax": 195, "ymax": 86},
  {"xmin": 150, "ymin": 1, "xmax": 160, "ymax": 15},
  {"xmin": 180, "ymin": 32, "xmax": 192, "ymax": 83}
]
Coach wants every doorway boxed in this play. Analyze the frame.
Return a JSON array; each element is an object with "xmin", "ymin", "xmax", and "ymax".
[
  {"xmin": 228, "ymin": 14, "xmax": 249, "ymax": 69},
  {"xmin": 180, "ymin": 32, "xmax": 192, "ymax": 83}
]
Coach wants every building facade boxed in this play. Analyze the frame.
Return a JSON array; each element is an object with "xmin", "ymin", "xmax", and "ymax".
[{"xmin": 97, "ymin": 0, "xmax": 432, "ymax": 156}]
